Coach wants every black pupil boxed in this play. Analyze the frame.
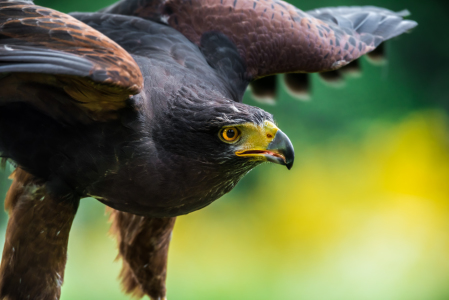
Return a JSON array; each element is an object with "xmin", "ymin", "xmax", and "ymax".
[{"xmin": 226, "ymin": 129, "xmax": 236, "ymax": 138}]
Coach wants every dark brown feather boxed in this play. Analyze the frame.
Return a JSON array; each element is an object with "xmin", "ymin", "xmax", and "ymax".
[
  {"xmin": 249, "ymin": 75, "xmax": 277, "ymax": 104},
  {"xmin": 108, "ymin": 209, "xmax": 176, "ymax": 300},
  {"xmin": 0, "ymin": 1, "xmax": 143, "ymax": 118},
  {"xmin": 0, "ymin": 169, "xmax": 79, "ymax": 300},
  {"xmin": 283, "ymin": 73, "xmax": 310, "ymax": 101}
]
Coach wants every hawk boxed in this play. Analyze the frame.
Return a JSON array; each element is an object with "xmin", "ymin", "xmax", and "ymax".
[{"xmin": 0, "ymin": 0, "xmax": 416, "ymax": 299}]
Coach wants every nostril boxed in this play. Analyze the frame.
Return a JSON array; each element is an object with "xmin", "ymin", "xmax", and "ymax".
[{"xmin": 267, "ymin": 134, "xmax": 273, "ymax": 138}]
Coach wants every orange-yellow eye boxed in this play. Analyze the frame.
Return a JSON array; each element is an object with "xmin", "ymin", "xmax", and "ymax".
[{"xmin": 221, "ymin": 127, "xmax": 240, "ymax": 142}]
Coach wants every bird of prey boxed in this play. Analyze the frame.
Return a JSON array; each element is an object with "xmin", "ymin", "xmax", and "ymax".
[{"xmin": 0, "ymin": 0, "xmax": 416, "ymax": 299}]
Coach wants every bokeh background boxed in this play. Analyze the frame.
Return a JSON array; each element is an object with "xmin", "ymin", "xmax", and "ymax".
[{"xmin": 1, "ymin": 0, "xmax": 449, "ymax": 299}]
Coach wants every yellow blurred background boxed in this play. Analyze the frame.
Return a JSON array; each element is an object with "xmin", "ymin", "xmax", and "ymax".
[{"xmin": 1, "ymin": 0, "xmax": 449, "ymax": 299}]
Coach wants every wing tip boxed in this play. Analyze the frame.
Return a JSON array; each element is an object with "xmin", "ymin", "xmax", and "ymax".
[
  {"xmin": 339, "ymin": 59, "xmax": 362, "ymax": 76},
  {"xmin": 249, "ymin": 75, "xmax": 277, "ymax": 105},
  {"xmin": 283, "ymin": 73, "xmax": 311, "ymax": 101},
  {"xmin": 403, "ymin": 20, "xmax": 418, "ymax": 32},
  {"xmin": 318, "ymin": 71, "xmax": 346, "ymax": 88},
  {"xmin": 396, "ymin": 9, "xmax": 411, "ymax": 17}
]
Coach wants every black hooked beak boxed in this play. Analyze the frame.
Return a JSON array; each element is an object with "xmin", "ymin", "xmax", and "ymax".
[{"xmin": 266, "ymin": 129, "xmax": 295, "ymax": 170}]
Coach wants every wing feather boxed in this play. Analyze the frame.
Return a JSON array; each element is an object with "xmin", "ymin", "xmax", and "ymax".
[
  {"xmin": 0, "ymin": 1, "xmax": 143, "ymax": 118},
  {"xmin": 102, "ymin": 0, "xmax": 417, "ymax": 77},
  {"xmin": 101, "ymin": 0, "xmax": 416, "ymax": 102}
]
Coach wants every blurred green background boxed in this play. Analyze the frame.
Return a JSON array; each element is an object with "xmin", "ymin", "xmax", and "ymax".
[{"xmin": 1, "ymin": 0, "xmax": 449, "ymax": 299}]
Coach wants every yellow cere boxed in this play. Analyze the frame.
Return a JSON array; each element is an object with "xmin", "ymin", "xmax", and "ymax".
[{"xmin": 234, "ymin": 120, "xmax": 279, "ymax": 159}]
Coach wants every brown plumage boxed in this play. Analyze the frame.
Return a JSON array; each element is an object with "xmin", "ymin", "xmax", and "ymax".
[
  {"xmin": 0, "ymin": 0, "xmax": 416, "ymax": 299},
  {"xmin": 110, "ymin": 0, "xmax": 379, "ymax": 76},
  {"xmin": 0, "ymin": 1, "xmax": 143, "ymax": 119},
  {"xmin": 0, "ymin": 168, "xmax": 79, "ymax": 299},
  {"xmin": 104, "ymin": 0, "xmax": 416, "ymax": 101},
  {"xmin": 109, "ymin": 211, "xmax": 175, "ymax": 299}
]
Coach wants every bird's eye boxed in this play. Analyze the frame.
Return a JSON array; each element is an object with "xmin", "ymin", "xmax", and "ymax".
[{"xmin": 220, "ymin": 127, "xmax": 240, "ymax": 143}]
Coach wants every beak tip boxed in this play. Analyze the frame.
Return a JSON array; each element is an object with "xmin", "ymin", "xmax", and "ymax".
[{"xmin": 267, "ymin": 129, "xmax": 295, "ymax": 170}]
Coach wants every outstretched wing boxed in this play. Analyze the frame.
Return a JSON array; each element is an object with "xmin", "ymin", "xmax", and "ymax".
[
  {"xmin": 101, "ymin": 0, "xmax": 417, "ymax": 102},
  {"xmin": 0, "ymin": 0, "xmax": 143, "ymax": 120},
  {"xmin": 253, "ymin": 6, "xmax": 416, "ymax": 102}
]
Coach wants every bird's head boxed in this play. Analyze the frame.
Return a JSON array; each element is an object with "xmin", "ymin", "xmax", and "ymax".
[{"xmin": 151, "ymin": 90, "xmax": 294, "ymax": 174}]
